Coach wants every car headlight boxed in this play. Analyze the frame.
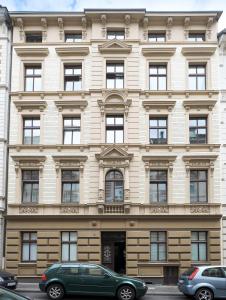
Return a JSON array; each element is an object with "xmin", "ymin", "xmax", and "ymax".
[
  {"xmin": 142, "ymin": 282, "xmax": 146, "ymax": 287},
  {"xmin": 0, "ymin": 277, "xmax": 4, "ymax": 282}
]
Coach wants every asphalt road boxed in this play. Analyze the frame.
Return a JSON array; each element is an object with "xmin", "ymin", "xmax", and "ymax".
[{"xmin": 19, "ymin": 291, "xmax": 188, "ymax": 300}]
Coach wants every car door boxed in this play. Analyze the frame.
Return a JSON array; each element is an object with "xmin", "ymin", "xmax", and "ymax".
[
  {"xmin": 201, "ymin": 267, "xmax": 226, "ymax": 298},
  {"xmin": 57, "ymin": 265, "xmax": 82, "ymax": 294},
  {"xmin": 79, "ymin": 265, "xmax": 116, "ymax": 296}
]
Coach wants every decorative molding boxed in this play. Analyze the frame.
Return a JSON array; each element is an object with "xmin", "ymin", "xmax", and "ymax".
[
  {"xmin": 166, "ymin": 17, "xmax": 173, "ymax": 40},
  {"xmin": 142, "ymin": 155, "xmax": 177, "ymax": 176},
  {"xmin": 190, "ymin": 205, "xmax": 210, "ymax": 214},
  {"xmin": 183, "ymin": 100, "xmax": 217, "ymax": 111},
  {"xmin": 60, "ymin": 206, "xmax": 79, "ymax": 214},
  {"xmin": 184, "ymin": 17, "xmax": 190, "ymax": 39},
  {"xmin": 55, "ymin": 100, "xmax": 88, "ymax": 112},
  {"xmin": 14, "ymin": 47, "xmax": 49, "ymax": 57},
  {"xmin": 16, "ymin": 18, "xmax": 24, "ymax": 41},
  {"xmin": 11, "ymin": 155, "xmax": 46, "ymax": 177},
  {"xmin": 41, "ymin": 18, "xmax": 47, "ymax": 42},
  {"xmin": 143, "ymin": 17, "xmax": 149, "ymax": 40},
  {"xmin": 100, "ymin": 14, "xmax": 107, "ymax": 38},
  {"xmin": 150, "ymin": 206, "xmax": 169, "ymax": 214},
  {"xmin": 142, "ymin": 47, "xmax": 176, "ymax": 57},
  {"xmin": 96, "ymin": 145, "xmax": 133, "ymax": 164},
  {"xmin": 58, "ymin": 17, "xmax": 64, "ymax": 40},
  {"xmin": 52, "ymin": 155, "xmax": 88, "ymax": 175},
  {"xmin": 98, "ymin": 39, "xmax": 132, "ymax": 54},
  {"xmin": 13, "ymin": 100, "xmax": 47, "ymax": 112},
  {"xmin": 206, "ymin": 17, "xmax": 214, "ymax": 40},
  {"xmin": 19, "ymin": 206, "xmax": 39, "ymax": 214},
  {"xmin": 181, "ymin": 46, "xmax": 216, "ymax": 56},
  {"xmin": 142, "ymin": 100, "xmax": 176, "ymax": 112},
  {"xmin": 55, "ymin": 47, "xmax": 89, "ymax": 56},
  {"xmin": 81, "ymin": 17, "xmax": 87, "ymax": 40},
  {"xmin": 183, "ymin": 154, "xmax": 218, "ymax": 176},
  {"xmin": 124, "ymin": 14, "xmax": 131, "ymax": 38}
]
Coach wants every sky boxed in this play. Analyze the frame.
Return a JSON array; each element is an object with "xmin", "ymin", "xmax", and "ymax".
[{"xmin": 1, "ymin": 0, "xmax": 226, "ymax": 31}]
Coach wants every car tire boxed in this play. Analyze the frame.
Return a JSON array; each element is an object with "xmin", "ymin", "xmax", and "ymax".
[
  {"xmin": 195, "ymin": 288, "xmax": 213, "ymax": 300},
  {"xmin": 47, "ymin": 283, "xmax": 65, "ymax": 300},
  {"xmin": 117, "ymin": 285, "xmax": 135, "ymax": 300}
]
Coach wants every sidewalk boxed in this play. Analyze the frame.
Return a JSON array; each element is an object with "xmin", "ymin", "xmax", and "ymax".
[{"xmin": 16, "ymin": 282, "xmax": 182, "ymax": 295}]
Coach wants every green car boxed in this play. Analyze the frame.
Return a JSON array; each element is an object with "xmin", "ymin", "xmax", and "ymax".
[{"xmin": 39, "ymin": 263, "xmax": 148, "ymax": 300}]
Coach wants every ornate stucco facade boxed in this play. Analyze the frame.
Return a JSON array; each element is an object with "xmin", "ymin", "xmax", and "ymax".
[
  {"xmin": 0, "ymin": 5, "xmax": 11, "ymax": 268},
  {"xmin": 5, "ymin": 10, "xmax": 222, "ymax": 283}
]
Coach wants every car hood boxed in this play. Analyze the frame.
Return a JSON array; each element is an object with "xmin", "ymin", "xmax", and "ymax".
[{"xmin": 0, "ymin": 270, "xmax": 14, "ymax": 277}]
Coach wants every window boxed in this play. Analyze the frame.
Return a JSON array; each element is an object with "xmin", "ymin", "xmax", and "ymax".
[
  {"xmin": 149, "ymin": 65, "xmax": 167, "ymax": 90},
  {"xmin": 58, "ymin": 266, "xmax": 79, "ymax": 275},
  {"xmin": 65, "ymin": 32, "xmax": 82, "ymax": 42},
  {"xmin": 64, "ymin": 65, "xmax": 82, "ymax": 91},
  {"xmin": 106, "ymin": 63, "xmax": 124, "ymax": 89},
  {"xmin": 190, "ymin": 170, "xmax": 207, "ymax": 203},
  {"xmin": 191, "ymin": 231, "xmax": 207, "ymax": 261},
  {"xmin": 63, "ymin": 117, "xmax": 80, "ymax": 144},
  {"xmin": 62, "ymin": 170, "xmax": 80, "ymax": 203},
  {"xmin": 25, "ymin": 32, "xmax": 42, "ymax": 43},
  {"xmin": 24, "ymin": 66, "xmax": 41, "ymax": 91},
  {"xmin": 149, "ymin": 117, "xmax": 167, "ymax": 144},
  {"xmin": 22, "ymin": 232, "xmax": 37, "ymax": 262},
  {"xmin": 107, "ymin": 30, "xmax": 125, "ymax": 40},
  {"xmin": 148, "ymin": 32, "xmax": 166, "ymax": 42},
  {"xmin": 189, "ymin": 117, "xmax": 207, "ymax": 144},
  {"xmin": 106, "ymin": 115, "xmax": 124, "ymax": 143},
  {"xmin": 150, "ymin": 232, "xmax": 166, "ymax": 261},
  {"xmin": 189, "ymin": 64, "xmax": 206, "ymax": 90},
  {"xmin": 105, "ymin": 170, "xmax": 123, "ymax": 203},
  {"xmin": 82, "ymin": 266, "xmax": 105, "ymax": 276},
  {"xmin": 202, "ymin": 268, "xmax": 224, "ymax": 278},
  {"xmin": 22, "ymin": 170, "xmax": 39, "ymax": 203},
  {"xmin": 61, "ymin": 232, "xmax": 77, "ymax": 262},
  {"xmin": 149, "ymin": 170, "xmax": 167, "ymax": 203},
  {"xmin": 23, "ymin": 117, "xmax": 40, "ymax": 144},
  {"xmin": 188, "ymin": 33, "xmax": 205, "ymax": 42}
]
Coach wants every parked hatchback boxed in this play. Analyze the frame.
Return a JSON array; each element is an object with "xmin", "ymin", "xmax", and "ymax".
[
  {"xmin": 39, "ymin": 263, "xmax": 148, "ymax": 300},
  {"xmin": 0, "ymin": 270, "xmax": 17, "ymax": 290},
  {"xmin": 178, "ymin": 265, "xmax": 226, "ymax": 300}
]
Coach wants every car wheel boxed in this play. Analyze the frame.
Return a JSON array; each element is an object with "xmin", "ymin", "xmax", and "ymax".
[
  {"xmin": 117, "ymin": 285, "xmax": 135, "ymax": 300},
  {"xmin": 195, "ymin": 288, "xmax": 213, "ymax": 300},
  {"xmin": 47, "ymin": 283, "xmax": 65, "ymax": 300}
]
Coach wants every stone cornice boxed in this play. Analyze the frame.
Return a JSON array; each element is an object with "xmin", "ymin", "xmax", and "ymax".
[
  {"xmin": 55, "ymin": 46, "xmax": 89, "ymax": 56},
  {"xmin": 55, "ymin": 100, "xmax": 88, "ymax": 111},
  {"xmin": 142, "ymin": 155, "xmax": 177, "ymax": 162},
  {"xmin": 14, "ymin": 47, "xmax": 49, "ymax": 57},
  {"xmin": 181, "ymin": 46, "xmax": 217, "ymax": 56},
  {"xmin": 13, "ymin": 100, "xmax": 47, "ymax": 112},
  {"xmin": 141, "ymin": 90, "xmax": 219, "ymax": 98},
  {"xmin": 142, "ymin": 47, "xmax": 176, "ymax": 57},
  {"xmin": 11, "ymin": 155, "xmax": 46, "ymax": 162},
  {"xmin": 182, "ymin": 154, "xmax": 218, "ymax": 161},
  {"xmin": 183, "ymin": 100, "xmax": 217, "ymax": 111},
  {"xmin": 98, "ymin": 39, "xmax": 132, "ymax": 54},
  {"xmin": 52, "ymin": 155, "xmax": 88, "ymax": 162},
  {"xmin": 142, "ymin": 100, "xmax": 176, "ymax": 112},
  {"xmin": 10, "ymin": 91, "xmax": 90, "ymax": 99}
]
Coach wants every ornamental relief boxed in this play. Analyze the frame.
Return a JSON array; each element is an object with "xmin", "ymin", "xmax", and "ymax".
[
  {"xmin": 19, "ymin": 206, "xmax": 38, "ymax": 214},
  {"xmin": 190, "ymin": 205, "xmax": 210, "ymax": 214},
  {"xmin": 60, "ymin": 206, "xmax": 79, "ymax": 214},
  {"xmin": 150, "ymin": 206, "xmax": 169, "ymax": 214}
]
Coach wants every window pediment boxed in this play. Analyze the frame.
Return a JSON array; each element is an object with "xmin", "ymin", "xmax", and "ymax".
[
  {"xmin": 15, "ymin": 47, "xmax": 49, "ymax": 57},
  {"xmin": 55, "ymin": 100, "xmax": 88, "ymax": 112},
  {"xmin": 11, "ymin": 155, "xmax": 46, "ymax": 175},
  {"xmin": 55, "ymin": 47, "xmax": 89, "ymax": 56},
  {"xmin": 142, "ymin": 47, "xmax": 176, "ymax": 57},
  {"xmin": 96, "ymin": 145, "xmax": 133, "ymax": 162},
  {"xmin": 142, "ymin": 100, "xmax": 176, "ymax": 112},
  {"xmin": 183, "ymin": 100, "xmax": 217, "ymax": 111},
  {"xmin": 52, "ymin": 155, "xmax": 88, "ymax": 173},
  {"xmin": 142, "ymin": 155, "xmax": 177, "ymax": 173},
  {"xmin": 13, "ymin": 100, "xmax": 47, "ymax": 112},
  {"xmin": 181, "ymin": 46, "xmax": 216, "ymax": 56},
  {"xmin": 98, "ymin": 39, "xmax": 132, "ymax": 54},
  {"xmin": 183, "ymin": 154, "xmax": 218, "ymax": 175}
]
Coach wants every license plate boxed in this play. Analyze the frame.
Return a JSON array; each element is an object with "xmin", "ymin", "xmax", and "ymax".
[{"xmin": 7, "ymin": 282, "xmax": 16, "ymax": 287}]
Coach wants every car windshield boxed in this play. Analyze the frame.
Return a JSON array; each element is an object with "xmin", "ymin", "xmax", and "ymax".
[
  {"xmin": 0, "ymin": 288, "xmax": 27, "ymax": 300},
  {"xmin": 181, "ymin": 267, "xmax": 197, "ymax": 276}
]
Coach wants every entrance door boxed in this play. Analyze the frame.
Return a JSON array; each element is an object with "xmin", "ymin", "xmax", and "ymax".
[
  {"xmin": 101, "ymin": 232, "xmax": 126, "ymax": 274},
  {"xmin": 163, "ymin": 266, "xmax": 179, "ymax": 285}
]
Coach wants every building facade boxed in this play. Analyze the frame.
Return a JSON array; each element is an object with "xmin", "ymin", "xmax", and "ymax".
[
  {"xmin": 5, "ymin": 9, "xmax": 222, "ymax": 283},
  {"xmin": 0, "ymin": 5, "xmax": 11, "ymax": 268}
]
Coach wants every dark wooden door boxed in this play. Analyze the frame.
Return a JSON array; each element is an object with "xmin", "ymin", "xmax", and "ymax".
[{"xmin": 163, "ymin": 266, "xmax": 179, "ymax": 285}]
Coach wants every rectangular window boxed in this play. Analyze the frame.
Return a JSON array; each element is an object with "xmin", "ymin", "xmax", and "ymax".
[
  {"xmin": 188, "ymin": 33, "xmax": 205, "ymax": 42},
  {"xmin": 23, "ymin": 117, "xmax": 40, "ymax": 145},
  {"xmin": 22, "ymin": 170, "xmax": 39, "ymax": 203},
  {"xmin": 22, "ymin": 232, "xmax": 37, "ymax": 262},
  {"xmin": 65, "ymin": 32, "xmax": 82, "ymax": 42},
  {"xmin": 190, "ymin": 170, "xmax": 207, "ymax": 203},
  {"xmin": 62, "ymin": 170, "xmax": 80, "ymax": 203},
  {"xmin": 149, "ymin": 170, "xmax": 167, "ymax": 203},
  {"xmin": 25, "ymin": 32, "xmax": 42, "ymax": 43},
  {"xmin": 61, "ymin": 232, "xmax": 77, "ymax": 262},
  {"xmin": 189, "ymin": 64, "xmax": 206, "ymax": 90},
  {"xmin": 25, "ymin": 65, "xmax": 41, "ymax": 91},
  {"xmin": 149, "ymin": 117, "xmax": 167, "ymax": 144},
  {"xmin": 63, "ymin": 117, "xmax": 80, "ymax": 144},
  {"xmin": 150, "ymin": 231, "xmax": 166, "ymax": 261},
  {"xmin": 148, "ymin": 32, "xmax": 166, "ymax": 42},
  {"xmin": 189, "ymin": 117, "xmax": 207, "ymax": 144},
  {"xmin": 191, "ymin": 231, "xmax": 207, "ymax": 261},
  {"xmin": 106, "ymin": 63, "xmax": 124, "ymax": 89},
  {"xmin": 149, "ymin": 64, "xmax": 167, "ymax": 90},
  {"xmin": 106, "ymin": 115, "xmax": 124, "ymax": 143},
  {"xmin": 64, "ymin": 65, "xmax": 82, "ymax": 91},
  {"xmin": 107, "ymin": 30, "xmax": 125, "ymax": 40}
]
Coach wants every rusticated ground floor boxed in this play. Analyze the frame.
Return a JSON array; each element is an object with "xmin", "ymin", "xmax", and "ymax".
[{"xmin": 5, "ymin": 216, "xmax": 221, "ymax": 284}]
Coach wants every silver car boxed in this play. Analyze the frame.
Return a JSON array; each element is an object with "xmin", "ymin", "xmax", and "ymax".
[{"xmin": 178, "ymin": 266, "xmax": 226, "ymax": 300}]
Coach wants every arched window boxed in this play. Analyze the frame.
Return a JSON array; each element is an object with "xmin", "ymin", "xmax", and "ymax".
[{"xmin": 105, "ymin": 170, "xmax": 124, "ymax": 203}]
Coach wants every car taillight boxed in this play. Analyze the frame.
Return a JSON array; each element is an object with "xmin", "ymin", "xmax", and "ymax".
[
  {"xmin": 41, "ymin": 274, "xmax": 47, "ymax": 281},
  {"xmin": 188, "ymin": 268, "xmax": 199, "ymax": 280}
]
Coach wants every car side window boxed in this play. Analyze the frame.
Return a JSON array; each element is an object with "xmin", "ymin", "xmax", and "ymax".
[
  {"xmin": 202, "ymin": 268, "xmax": 225, "ymax": 278},
  {"xmin": 83, "ymin": 266, "xmax": 105, "ymax": 276},
  {"xmin": 222, "ymin": 267, "xmax": 226, "ymax": 277},
  {"xmin": 58, "ymin": 266, "xmax": 79, "ymax": 275}
]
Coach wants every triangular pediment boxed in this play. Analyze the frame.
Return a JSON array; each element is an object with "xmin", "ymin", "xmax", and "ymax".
[
  {"xmin": 98, "ymin": 39, "xmax": 132, "ymax": 54},
  {"xmin": 96, "ymin": 145, "xmax": 133, "ymax": 160}
]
